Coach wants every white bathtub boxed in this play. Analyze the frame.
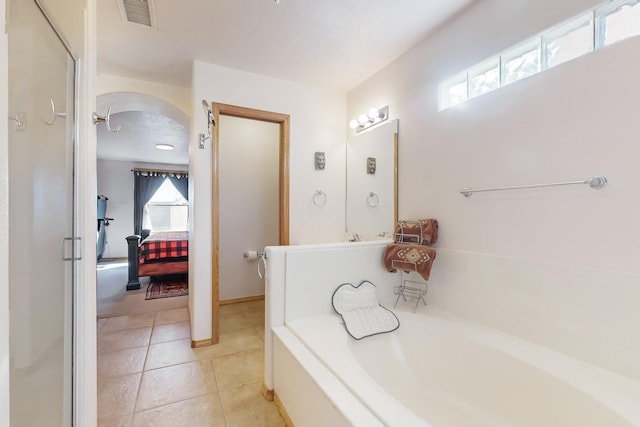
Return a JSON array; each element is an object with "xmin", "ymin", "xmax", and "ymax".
[
  {"xmin": 265, "ymin": 243, "xmax": 640, "ymax": 427},
  {"xmin": 276, "ymin": 309, "xmax": 639, "ymax": 427}
]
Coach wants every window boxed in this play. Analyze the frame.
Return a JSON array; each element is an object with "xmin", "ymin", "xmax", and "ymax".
[
  {"xmin": 596, "ymin": 0, "xmax": 640, "ymax": 47},
  {"xmin": 543, "ymin": 14, "xmax": 593, "ymax": 69},
  {"xmin": 143, "ymin": 178, "xmax": 188, "ymax": 231},
  {"xmin": 440, "ymin": 73, "xmax": 468, "ymax": 109},
  {"xmin": 439, "ymin": 0, "xmax": 639, "ymax": 110},
  {"xmin": 468, "ymin": 58, "xmax": 500, "ymax": 99},
  {"xmin": 502, "ymin": 39, "xmax": 541, "ymax": 85}
]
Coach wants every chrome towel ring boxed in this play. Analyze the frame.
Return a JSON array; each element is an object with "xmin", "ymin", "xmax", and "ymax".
[
  {"xmin": 313, "ymin": 190, "xmax": 327, "ymax": 207},
  {"xmin": 367, "ymin": 192, "xmax": 379, "ymax": 208}
]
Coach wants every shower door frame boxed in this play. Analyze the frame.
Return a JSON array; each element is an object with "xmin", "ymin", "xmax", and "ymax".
[{"xmin": 7, "ymin": 0, "xmax": 79, "ymax": 424}]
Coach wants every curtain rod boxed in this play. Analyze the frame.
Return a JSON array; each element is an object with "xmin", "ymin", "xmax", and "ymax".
[{"xmin": 131, "ymin": 167, "xmax": 188, "ymax": 175}]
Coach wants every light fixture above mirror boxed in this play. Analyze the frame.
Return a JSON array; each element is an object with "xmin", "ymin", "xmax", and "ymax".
[{"xmin": 349, "ymin": 105, "xmax": 389, "ymax": 133}]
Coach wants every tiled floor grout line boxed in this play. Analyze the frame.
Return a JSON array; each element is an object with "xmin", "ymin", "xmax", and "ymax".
[
  {"xmin": 98, "ymin": 301, "xmax": 280, "ymax": 426},
  {"xmin": 128, "ymin": 310, "xmax": 156, "ymax": 426},
  {"xmin": 209, "ymin": 358, "xmax": 229, "ymax": 426}
]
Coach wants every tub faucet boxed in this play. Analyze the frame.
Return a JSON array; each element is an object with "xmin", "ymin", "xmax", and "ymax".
[{"xmin": 348, "ymin": 233, "xmax": 361, "ymax": 242}]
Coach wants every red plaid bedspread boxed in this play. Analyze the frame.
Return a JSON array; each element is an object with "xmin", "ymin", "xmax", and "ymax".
[{"xmin": 139, "ymin": 231, "xmax": 189, "ymax": 264}]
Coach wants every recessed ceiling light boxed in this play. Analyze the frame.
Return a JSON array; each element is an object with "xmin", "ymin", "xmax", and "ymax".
[{"xmin": 155, "ymin": 143, "xmax": 174, "ymax": 150}]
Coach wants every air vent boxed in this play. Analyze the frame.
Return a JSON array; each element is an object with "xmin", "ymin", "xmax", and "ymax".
[{"xmin": 122, "ymin": 0, "xmax": 154, "ymax": 27}]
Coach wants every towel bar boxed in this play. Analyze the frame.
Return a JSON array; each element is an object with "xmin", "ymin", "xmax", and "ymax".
[{"xmin": 460, "ymin": 176, "xmax": 607, "ymax": 197}]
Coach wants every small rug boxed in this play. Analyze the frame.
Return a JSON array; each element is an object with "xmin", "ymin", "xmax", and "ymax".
[{"xmin": 145, "ymin": 276, "xmax": 188, "ymax": 300}]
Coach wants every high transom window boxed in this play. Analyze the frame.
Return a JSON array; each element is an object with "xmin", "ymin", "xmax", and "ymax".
[{"xmin": 439, "ymin": 0, "xmax": 640, "ymax": 110}]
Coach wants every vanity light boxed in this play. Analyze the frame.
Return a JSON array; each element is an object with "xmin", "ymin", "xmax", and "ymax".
[
  {"xmin": 349, "ymin": 106, "xmax": 389, "ymax": 133},
  {"xmin": 155, "ymin": 143, "xmax": 174, "ymax": 150}
]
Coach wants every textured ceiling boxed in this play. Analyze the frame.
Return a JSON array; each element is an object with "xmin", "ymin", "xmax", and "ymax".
[
  {"xmin": 98, "ymin": 0, "xmax": 473, "ymax": 91},
  {"xmin": 96, "ymin": 0, "xmax": 474, "ymax": 164}
]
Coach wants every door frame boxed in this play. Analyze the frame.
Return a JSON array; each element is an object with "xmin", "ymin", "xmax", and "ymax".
[{"xmin": 210, "ymin": 103, "xmax": 290, "ymax": 344}]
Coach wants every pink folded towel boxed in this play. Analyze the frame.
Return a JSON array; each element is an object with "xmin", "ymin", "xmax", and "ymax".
[
  {"xmin": 383, "ymin": 243, "xmax": 437, "ymax": 281},
  {"xmin": 394, "ymin": 219, "xmax": 438, "ymax": 246}
]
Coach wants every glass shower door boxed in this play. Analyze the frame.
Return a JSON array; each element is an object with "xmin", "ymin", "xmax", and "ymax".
[{"xmin": 7, "ymin": 0, "xmax": 76, "ymax": 425}]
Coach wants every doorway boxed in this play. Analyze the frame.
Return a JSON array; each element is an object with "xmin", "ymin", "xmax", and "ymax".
[
  {"xmin": 7, "ymin": 0, "xmax": 77, "ymax": 425},
  {"xmin": 210, "ymin": 103, "xmax": 290, "ymax": 344},
  {"xmin": 95, "ymin": 92, "xmax": 190, "ymax": 318}
]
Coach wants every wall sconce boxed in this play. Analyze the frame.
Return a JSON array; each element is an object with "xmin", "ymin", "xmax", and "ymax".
[{"xmin": 348, "ymin": 105, "xmax": 389, "ymax": 133}]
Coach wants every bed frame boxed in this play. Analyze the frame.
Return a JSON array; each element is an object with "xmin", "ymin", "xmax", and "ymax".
[{"xmin": 125, "ymin": 234, "xmax": 188, "ymax": 290}]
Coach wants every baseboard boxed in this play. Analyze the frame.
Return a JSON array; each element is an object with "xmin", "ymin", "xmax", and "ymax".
[
  {"xmin": 191, "ymin": 338, "xmax": 213, "ymax": 348},
  {"xmin": 262, "ymin": 383, "xmax": 274, "ymax": 401},
  {"xmin": 274, "ymin": 392, "xmax": 295, "ymax": 427},
  {"xmin": 219, "ymin": 294, "xmax": 264, "ymax": 305}
]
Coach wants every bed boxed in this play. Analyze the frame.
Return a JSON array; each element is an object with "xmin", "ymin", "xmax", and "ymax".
[{"xmin": 125, "ymin": 231, "xmax": 189, "ymax": 290}]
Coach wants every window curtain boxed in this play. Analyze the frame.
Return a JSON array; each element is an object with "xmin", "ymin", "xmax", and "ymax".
[
  {"xmin": 133, "ymin": 172, "xmax": 165, "ymax": 236},
  {"xmin": 167, "ymin": 174, "xmax": 188, "ymax": 201}
]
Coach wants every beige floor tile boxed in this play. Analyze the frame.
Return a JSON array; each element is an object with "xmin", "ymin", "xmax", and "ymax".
[
  {"xmin": 240, "ymin": 300, "xmax": 265, "ymax": 316},
  {"xmin": 98, "ymin": 346, "xmax": 148, "ymax": 378},
  {"xmin": 239, "ymin": 299, "xmax": 265, "ymax": 327},
  {"xmin": 155, "ymin": 307, "xmax": 189, "ymax": 325},
  {"xmin": 97, "ymin": 413, "xmax": 133, "ymax": 427},
  {"xmin": 97, "ymin": 373, "xmax": 141, "ymax": 419},
  {"xmin": 136, "ymin": 360, "xmax": 218, "ymax": 411},
  {"xmin": 194, "ymin": 327, "xmax": 264, "ymax": 360},
  {"xmin": 145, "ymin": 338, "xmax": 197, "ymax": 370},
  {"xmin": 102, "ymin": 312, "xmax": 156, "ymax": 333},
  {"xmin": 98, "ymin": 327, "xmax": 152, "ymax": 352},
  {"xmin": 150, "ymin": 321, "xmax": 191, "ymax": 344},
  {"xmin": 213, "ymin": 348, "xmax": 264, "ymax": 390},
  {"xmin": 132, "ymin": 393, "xmax": 225, "ymax": 427},
  {"xmin": 255, "ymin": 325, "xmax": 265, "ymax": 341},
  {"xmin": 97, "ymin": 318, "xmax": 108, "ymax": 333},
  {"xmin": 219, "ymin": 310, "xmax": 254, "ymax": 334},
  {"xmin": 219, "ymin": 303, "xmax": 246, "ymax": 317},
  {"xmin": 244, "ymin": 310, "xmax": 265, "ymax": 328},
  {"xmin": 220, "ymin": 381, "xmax": 285, "ymax": 427}
]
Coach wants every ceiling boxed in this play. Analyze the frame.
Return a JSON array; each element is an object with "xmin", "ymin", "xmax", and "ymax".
[{"xmin": 96, "ymin": 0, "xmax": 474, "ymax": 164}]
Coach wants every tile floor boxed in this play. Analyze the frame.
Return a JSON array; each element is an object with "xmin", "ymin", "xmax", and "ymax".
[{"xmin": 97, "ymin": 300, "xmax": 286, "ymax": 427}]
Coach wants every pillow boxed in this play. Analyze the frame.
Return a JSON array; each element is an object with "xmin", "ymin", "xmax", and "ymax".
[{"xmin": 331, "ymin": 280, "xmax": 399, "ymax": 340}]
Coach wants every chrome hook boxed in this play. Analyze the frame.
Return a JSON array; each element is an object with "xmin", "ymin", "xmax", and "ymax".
[
  {"xmin": 42, "ymin": 98, "xmax": 67, "ymax": 125},
  {"xmin": 8, "ymin": 112, "xmax": 26, "ymax": 131},
  {"xmin": 92, "ymin": 106, "xmax": 121, "ymax": 133}
]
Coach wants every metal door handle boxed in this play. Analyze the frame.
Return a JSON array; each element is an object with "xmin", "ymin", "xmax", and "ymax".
[{"xmin": 62, "ymin": 237, "xmax": 82, "ymax": 261}]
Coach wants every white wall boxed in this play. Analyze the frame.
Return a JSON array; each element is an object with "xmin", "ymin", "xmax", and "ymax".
[
  {"xmin": 347, "ymin": 0, "xmax": 640, "ymax": 378},
  {"xmin": 0, "ymin": 1, "xmax": 10, "ymax": 424},
  {"xmin": 218, "ymin": 116, "xmax": 280, "ymax": 301},
  {"xmin": 349, "ymin": 0, "xmax": 639, "ymax": 271},
  {"xmin": 97, "ymin": 159, "xmax": 188, "ymax": 258},
  {"xmin": 97, "ymin": 73, "xmax": 191, "ymax": 114},
  {"xmin": 189, "ymin": 60, "xmax": 346, "ymax": 341}
]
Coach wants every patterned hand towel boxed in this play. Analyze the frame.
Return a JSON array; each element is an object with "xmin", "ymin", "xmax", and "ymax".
[
  {"xmin": 394, "ymin": 219, "xmax": 438, "ymax": 246},
  {"xmin": 383, "ymin": 243, "xmax": 437, "ymax": 281}
]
